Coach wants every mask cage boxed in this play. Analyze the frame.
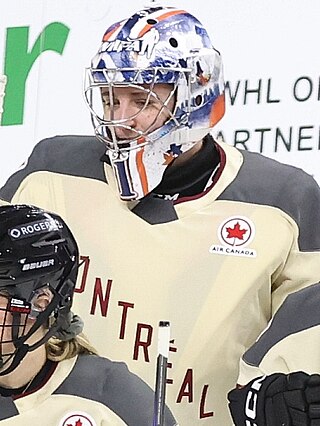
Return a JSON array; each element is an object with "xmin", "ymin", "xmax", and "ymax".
[
  {"xmin": 0, "ymin": 286, "xmax": 59, "ymax": 376},
  {"xmin": 0, "ymin": 296, "xmax": 29, "ymax": 369},
  {"xmin": 84, "ymin": 66, "xmax": 192, "ymax": 151}
]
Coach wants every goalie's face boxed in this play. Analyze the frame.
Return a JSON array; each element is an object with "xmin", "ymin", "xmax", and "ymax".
[{"xmin": 100, "ymin": 83, "xmax": 176, "ymax": 143}]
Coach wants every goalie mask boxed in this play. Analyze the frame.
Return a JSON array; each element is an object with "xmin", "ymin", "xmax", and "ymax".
[
  {"xmin": 0, "ymin": 204, "xmax": 79, "ymax": 375},
  {"xmin": 84, "ymin": 6, "xmax": 225, "ymax": 200}
]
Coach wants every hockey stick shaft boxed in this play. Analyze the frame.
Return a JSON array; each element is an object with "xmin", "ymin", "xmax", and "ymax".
[{"xmin": 153, "ymin": 321, "xmax": 170, "ymax": 426}]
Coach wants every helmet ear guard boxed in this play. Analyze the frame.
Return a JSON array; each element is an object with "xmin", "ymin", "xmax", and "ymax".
[
  {"xmin": 0, "ymin": 204, "xmax": 80, "ymax": 375},
  {"xmin": 84, "ymin": 6, "xmax": 225, "ymax": 201}
]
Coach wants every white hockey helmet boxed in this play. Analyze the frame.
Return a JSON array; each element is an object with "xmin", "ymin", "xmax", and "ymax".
[{"xmin": 84, "ymin": 6, "xmax": 225, "ymax": 200}]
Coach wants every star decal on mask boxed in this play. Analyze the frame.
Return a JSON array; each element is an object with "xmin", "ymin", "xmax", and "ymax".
[{"xmin": 163, "ymin": 144, "xmax": 183, "ymax": 165}]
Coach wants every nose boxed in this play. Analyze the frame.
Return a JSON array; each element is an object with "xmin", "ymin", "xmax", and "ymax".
[
  {"xmin": 113, "ymin": 99, "xmax": 138, "ymax": 121},
  {"xmin": 113, "ymin": 101, "xmax": 139, "ymax": 140}
]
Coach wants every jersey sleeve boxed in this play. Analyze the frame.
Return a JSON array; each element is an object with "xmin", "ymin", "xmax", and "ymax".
[
  {"xmin": 267, "ymin": 166, "xmax": 320, "ymax": 313},
  {"xmin": 237, "ymin": 282, "xmax": 320, "ymax": 385}
]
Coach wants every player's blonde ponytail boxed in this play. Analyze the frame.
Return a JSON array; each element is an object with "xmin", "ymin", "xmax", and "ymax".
[{"xmin": 46, "ymin": 332, "xmax": 98, "ymax": 362}]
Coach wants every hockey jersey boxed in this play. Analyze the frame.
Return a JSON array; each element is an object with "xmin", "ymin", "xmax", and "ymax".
[
  {"xmin": 1, "ymin": 135, "xmax": 320, "ymax": 424},
  {"xmin": 0, "ymin": 354, "xmax": 176, "ymax": 425}
]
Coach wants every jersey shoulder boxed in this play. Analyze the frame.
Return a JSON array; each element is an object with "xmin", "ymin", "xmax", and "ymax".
[
  {"xmin": 221, "ymin": 147, "xmax": 318, "ymax": 203},
  {"xmin": 56, "ymin": 354, "xmax": 176, "ymax": 426},
  {"xmin": 219, "ymin": 147, "xmax": 320, "ymax": 250},
  {"xmin": 0, "ymin": 135, "xmax": 107, "ymax": 201}
]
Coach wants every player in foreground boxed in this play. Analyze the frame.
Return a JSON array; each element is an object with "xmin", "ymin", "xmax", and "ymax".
[
  {"xmin": 1, "ymin": 4, "xmax": 320, "ymax": 424},
  {"xmin": 228, "ymin": 283, "xmax": 320, "ymax": 426},
  {"xmin": 0, "ymin": 204, "xmax": 176, "ymax": 425}
]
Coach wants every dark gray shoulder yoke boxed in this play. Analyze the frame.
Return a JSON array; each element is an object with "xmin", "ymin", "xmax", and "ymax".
[
  {"xmin": 218, "ymin": 149, "xmax": 320, "ymax": 251},
  {"xmin": 0, "ymin": 135, "xmax": 106, "ymax": 201},
  {"xmin": 0, "ymin": 396, "xmax": 19, "ymax": 420},
  {"xmin": 243, "ymin": 282, "xmax": 320, "ymax": 367},
  {"xmin": 55, "ymin": 354, "xmax": 176, "ymax": 426}
]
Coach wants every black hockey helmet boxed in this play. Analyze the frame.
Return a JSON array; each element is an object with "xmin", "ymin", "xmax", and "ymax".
[{"xmin": 0, "ymin": 204, "xmax": 79, "ymax": 375}]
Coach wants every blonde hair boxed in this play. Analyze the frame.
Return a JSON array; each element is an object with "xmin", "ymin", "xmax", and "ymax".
[{"xmin": 45, "ymin": 332, "xmax": 98, "ymax": 362}]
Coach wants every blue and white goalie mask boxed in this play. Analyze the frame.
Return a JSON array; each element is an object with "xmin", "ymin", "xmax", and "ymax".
[{"xmin": 84, "ymin": 6, "xmax": 225, "ymax": 201}]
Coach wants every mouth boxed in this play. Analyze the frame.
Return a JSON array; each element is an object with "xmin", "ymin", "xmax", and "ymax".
[{"xmin": 112, "ymin": 140, "xmax": 131, "ymax": 148}]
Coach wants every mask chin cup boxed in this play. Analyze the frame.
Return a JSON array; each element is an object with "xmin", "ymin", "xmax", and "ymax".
[{"xmin": 107, "ymin": 129, "xmax": 197, "ymax": 201}]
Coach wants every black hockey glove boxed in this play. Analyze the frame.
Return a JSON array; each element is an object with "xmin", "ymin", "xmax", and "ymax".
[{"xmin": 228, "ymin": 372, "xmax": 320, "ymax": 426}]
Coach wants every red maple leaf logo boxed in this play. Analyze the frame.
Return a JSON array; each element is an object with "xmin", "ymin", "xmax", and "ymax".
[
  {"xmin": 226, "ymin": 222, "xmax": 247, "ymax": 240},
  {"xmin": 67, "ymin": 420, "xmax": 83, "ymax": 426}
]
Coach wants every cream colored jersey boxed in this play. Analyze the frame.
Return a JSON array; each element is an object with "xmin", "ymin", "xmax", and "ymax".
[
  {"xmin": 0, "ymin": 355, "xmax": 176, "ymax": 425},
  {"xmin": 0, "ymin": 199, "xmax": 9, "ymax": 206},
  {"xmin": 237, "ymin": 282, "xmax": 320, "ymax": 385},
  {"xmin": 1, "ymin": 136, "xmax": 320, "ymax": 425}
]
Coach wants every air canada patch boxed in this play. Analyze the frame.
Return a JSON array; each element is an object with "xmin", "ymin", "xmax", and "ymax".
[
  {"xmin": 209, "ymin": 216, "xmax": 257, "ymax": 258},
  {"xmin": 59, "ymin": 412, "xmax": 97, "ymax": 426}
]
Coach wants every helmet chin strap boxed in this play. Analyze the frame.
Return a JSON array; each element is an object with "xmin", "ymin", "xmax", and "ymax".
[
  {"xmin": 0, "ymin": 345, "xmax": 29, "ymax": 376},
  {"xmin": 0, "ymin": 309, "xmax": 81, "ymax": 377},
  {"xmin": 0, "ymin": 321, "xmax": 60, "ymax": 377},
  {"xmin": 0, "ymin": 291, "xmax": 67, "ymax": 377}
]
